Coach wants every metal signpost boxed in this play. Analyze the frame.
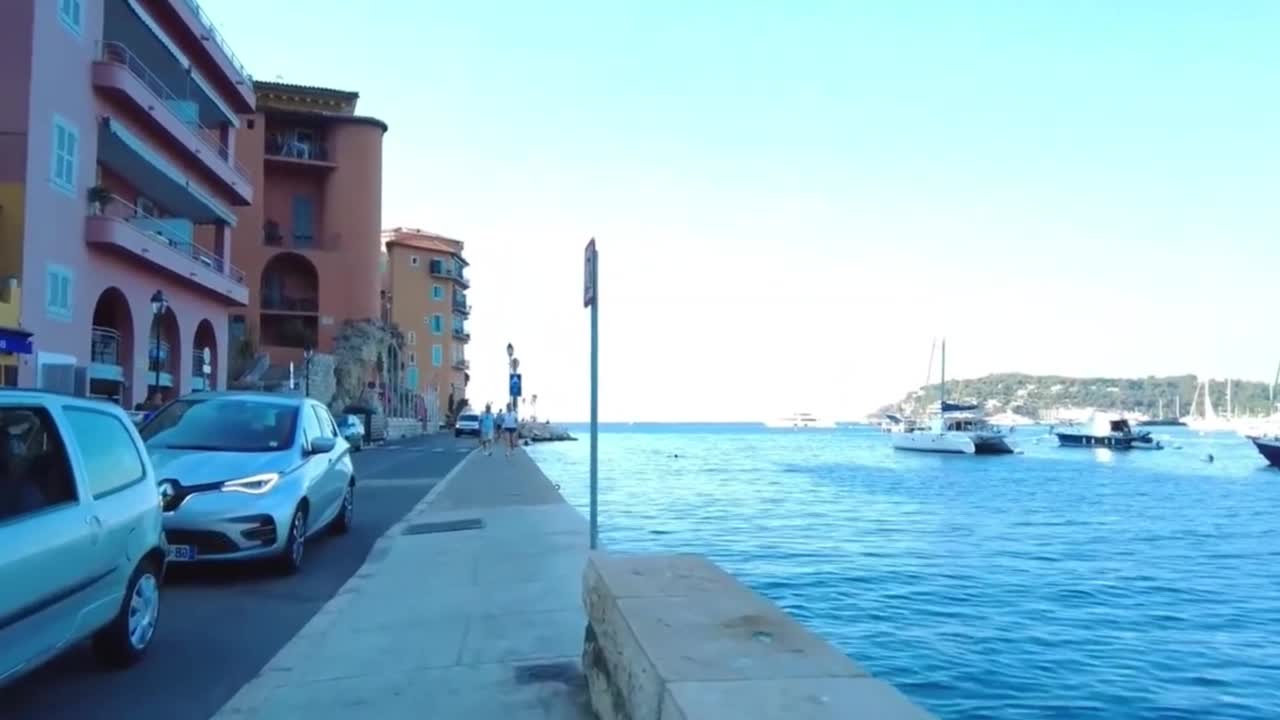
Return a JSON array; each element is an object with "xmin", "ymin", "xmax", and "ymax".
[
  {"xmin": 509, "ymin": 372, "xmax": 523, "ymax": 401},
  {"xmin": 584, "ymin": 238, "xmax": 599, "ymax": 550}
]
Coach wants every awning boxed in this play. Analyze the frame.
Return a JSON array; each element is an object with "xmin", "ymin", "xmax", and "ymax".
[
  {"xmin": 97, "ymin": 118, "xmax": 237, "ymax": 225},
  {"xmin": 0, "ymin": 327, "xmax": 33, "ymax": 355}
]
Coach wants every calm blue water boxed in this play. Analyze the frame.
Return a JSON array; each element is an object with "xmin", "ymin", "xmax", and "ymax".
[{"xmin": 528, "ymin": 425, "xmax": 1280, "ymax": 720}]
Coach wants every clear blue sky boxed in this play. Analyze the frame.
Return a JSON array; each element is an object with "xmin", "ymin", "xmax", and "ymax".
[{"xmin": 208, "ymin": 0, "xmax": 1279, "ymax": 421}]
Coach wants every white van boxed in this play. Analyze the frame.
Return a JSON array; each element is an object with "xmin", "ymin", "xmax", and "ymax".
[{"xmin": 0, "ymin": 392, "xmax": 167, "ymax": 686}]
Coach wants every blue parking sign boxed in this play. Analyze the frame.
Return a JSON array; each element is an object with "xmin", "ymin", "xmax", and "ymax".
[{"xmin": 509, "ymin": 373, "xmax": 523, "ymax": 398}]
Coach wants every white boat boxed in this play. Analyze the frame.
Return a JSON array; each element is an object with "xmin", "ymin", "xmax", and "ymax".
[
  {"xmin": 1055, "ymin": 412, "xmax": 1147, "ymax": 449},
  {"xmin": 764, "ymin": 413, "xmax": 835, "ymax": 429},
  {"xmin": 1183, "ymin": 377, "xmax": 1236, "ymax": 433},
  {"xmin": 889, "ymin": 339, "xmax": 1014, "ymax": 455}
]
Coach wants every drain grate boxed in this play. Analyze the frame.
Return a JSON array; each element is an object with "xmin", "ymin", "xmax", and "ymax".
[
  {"xmin": 514, "ymin": 661, "xmax": 585, "ymax": 688},
  {"xmin": 401, "ymin": 518, "xmax": 484, "ymax": 535}
]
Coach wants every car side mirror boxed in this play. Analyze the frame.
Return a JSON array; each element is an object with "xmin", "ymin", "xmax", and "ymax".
[{"xmin": 308, "ymin": 436, "xmax": 337, "ymax": 455}]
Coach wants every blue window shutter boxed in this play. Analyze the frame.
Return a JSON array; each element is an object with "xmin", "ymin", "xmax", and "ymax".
[{"xmin": 291, "ymin": 196, "xmax": 314, "ymax": 246}]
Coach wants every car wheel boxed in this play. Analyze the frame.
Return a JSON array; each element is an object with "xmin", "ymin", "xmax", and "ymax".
[
  {"xmin": 332, "ymin": 481, "xmax": 355, "ymax": 535},
  {"xmin": 92, "ymin": 557, "xmax": 161, "ymax": 668},
  {"xmin": 276, "ymin": 506, "xmax": 308, "ymax": 575}
]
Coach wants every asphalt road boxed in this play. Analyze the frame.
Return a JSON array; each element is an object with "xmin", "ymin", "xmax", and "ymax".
[{"xmin": 0, "ymin": 432, "xmax": 476, "ymax": 720}]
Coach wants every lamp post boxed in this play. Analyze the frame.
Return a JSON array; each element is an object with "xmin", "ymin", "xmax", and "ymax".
[
  {"xmin": 149, "ymin": 290, "xmax": 167, "ymax": 405},
  {"xmin": 506, "ymin": 343, "xmax": 515, "ymax": 411},
  {"xmin": 303, "ymin": 346, "xmax": 314, "ymax": 397}
]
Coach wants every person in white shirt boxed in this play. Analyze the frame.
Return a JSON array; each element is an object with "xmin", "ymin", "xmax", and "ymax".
[{"xmin": 502, "ymin": 404, "xmax": 520, "ymax": 458}]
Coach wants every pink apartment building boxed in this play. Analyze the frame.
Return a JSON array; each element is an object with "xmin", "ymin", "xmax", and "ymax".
[{"xmin": 0, "ymin": 0, "xmax": 254, "ymax": 406}]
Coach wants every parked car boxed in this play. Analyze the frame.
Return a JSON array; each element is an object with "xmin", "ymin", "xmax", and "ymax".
[
  {"xmin": 138, "ymin": 392, "xmax": 355, "ymax": 575},
  {"xmin": 0, "ymin": 391, "xmax": 167, "ymax": 687},
  {"xmin": 337, "ymin": 414, "xmax": 365, "ymax": 451},
  {"xmin": 455, "ymin": 412, "xmax": 481, "ymax": 437}
]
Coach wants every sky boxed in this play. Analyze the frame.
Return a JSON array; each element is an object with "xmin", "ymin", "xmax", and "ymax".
[{"xmin": 206, "ymin": 0, "xmax": 1279, "ymax": 422}]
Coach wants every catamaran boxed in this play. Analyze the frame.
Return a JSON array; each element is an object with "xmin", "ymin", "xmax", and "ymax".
[{"xmin": 889, "ymin": 339, "xmax": 1014, "ymax": 455}]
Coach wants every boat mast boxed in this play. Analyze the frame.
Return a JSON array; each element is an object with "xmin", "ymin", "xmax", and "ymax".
[
  {"xmin": 940, "ymin": 338, "xmax": 947, "ymax": 412},
  {"xmin": 1175, "ymin": 395, "xmax": 1180, "ymax": 418},
  {"xmin": 1227, "ymin": 379, "xmax": 1232, "ymax": 419}
]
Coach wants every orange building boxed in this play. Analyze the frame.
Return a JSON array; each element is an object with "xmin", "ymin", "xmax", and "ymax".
[
  {"xmin": 381, "ymin": 228, "xmax": 470, "ymax": 420},
  {"xmin": 228, "ymin": 81, "xmax": 387, "ymax": 368}
]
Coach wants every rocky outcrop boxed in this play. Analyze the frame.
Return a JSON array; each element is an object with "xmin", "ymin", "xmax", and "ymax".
[{"xmin": 519, "ymin": 421, "xmax": 576, "ymax": 442}]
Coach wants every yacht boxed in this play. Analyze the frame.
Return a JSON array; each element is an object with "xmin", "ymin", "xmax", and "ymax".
[
  {"xmin": 1248, "ymin": 436, "xmax": 1280, "ymax": 468},
  {"xmin": 888, "ymin": 339, "xmax": 1014, "ymax": 455},
  {"xmin": 1055, "ymin": 412, "xmax": 1144, "ymax": 449},
  {"xmin": 764, "ymin": 413, "xmax": 835, "ymax": 430}
]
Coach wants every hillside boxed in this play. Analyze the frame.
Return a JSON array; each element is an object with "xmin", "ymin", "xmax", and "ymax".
[{"xmin": 881, "ymin": 373, "xmax": 1275, "ymax": 419}]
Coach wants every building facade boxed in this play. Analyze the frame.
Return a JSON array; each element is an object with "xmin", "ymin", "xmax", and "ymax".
[
  {"xmin": 228, "ymin": 81, "xmax": 387, "ymax": 375},
  {"xmin": 381, "ymin": 228, "xmax": 470, "ymax": 420},
  {"xmin": 0, "ymin": 0, "xmax": 255, "ymax": 405}
]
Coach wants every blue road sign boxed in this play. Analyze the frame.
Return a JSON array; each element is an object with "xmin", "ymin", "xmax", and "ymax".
[{"xmin": 509, "ymin": 372, "xmax": 523, "ymax": 398}]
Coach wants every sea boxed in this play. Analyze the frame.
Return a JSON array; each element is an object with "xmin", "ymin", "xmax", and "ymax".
[{"xmin": 527, "ymin": 424, "xmax": 1280, "ymax": 720}]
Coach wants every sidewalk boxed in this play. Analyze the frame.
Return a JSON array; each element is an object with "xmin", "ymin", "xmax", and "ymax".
[{"xmin": 211, "ymin": 448, "xmax": 594, "ymax": 719}]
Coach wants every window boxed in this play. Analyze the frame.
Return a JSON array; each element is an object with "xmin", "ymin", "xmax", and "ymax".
[
  {"xmin": 431, "ymin": 314, "xmax": 443, "ymax": 335},
  {"xmin": 58, "ymin": 0, "xmax": 82, "ymax": 35},
  {"xmin": 141, "ymin": 397, "xmax": 299, "ymax": 452},
  {"xmin": 51, "ymin": 117, "xmax": 78, "ymax": 193},
  {"xmin": 408, "ymin": 352, "xmax": 416, "ymax": 366},
  {"xmin": 0, "ymin": 407, "xmax": 78, "ymax": 523},
  {"xmin": 64, "ymin": 408, "xmax": 144, "ymax": 499},
  {"xmin": 291, "ymin": 195, "xmax": 314, "ymax": 247},
  {"xmin": 45, "ymin": 265, "xmax": 72, "ymax": 321},
  {"xmin": 432, "ymin": 284, "xmax": 444, "ymax": 300},
  {"xmin": 409, "ymin": 255, "xmax": 420, "ymax": 267},
  {"xmin": 310, "ymin": 405, "xmax": 335, "ymax": 439},
  {"xmin": 300, "ymin": 403, "xmax": 324, "ymax": 447},
  {"xmin": 406, "ymin": 330, "xmax": 416, "ymax": 346},
  {"xmin": 431, "ymin": 344, "xmax": 443, "ymax": 367}
]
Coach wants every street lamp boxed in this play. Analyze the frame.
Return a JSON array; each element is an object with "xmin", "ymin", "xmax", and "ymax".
[
  {"xmin": 303, "ymin": 346, "xmax": 314, "ymax": 397},
  {"xmin": 149, "ymin": 290, "xmax": 167, "ymax": 404}
]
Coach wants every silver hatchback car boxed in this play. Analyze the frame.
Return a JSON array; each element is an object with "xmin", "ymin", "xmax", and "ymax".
[
  {"xmin": 0, "ymin": 392, "xmax": 166, "ymax": 687},
  {"xmin": 139, "ymin": 393, "xmax": 356, "ymax": 574}
]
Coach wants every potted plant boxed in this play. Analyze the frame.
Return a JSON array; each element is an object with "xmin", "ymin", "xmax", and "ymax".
[{"xmin": 87, "ymin": 185, "xmax": 113, "ymax": 215}]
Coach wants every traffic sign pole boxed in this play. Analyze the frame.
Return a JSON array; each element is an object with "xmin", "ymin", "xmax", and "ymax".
[{"xmin": 585, "ymin": 239, "xmax": 599, "ymax": 551}]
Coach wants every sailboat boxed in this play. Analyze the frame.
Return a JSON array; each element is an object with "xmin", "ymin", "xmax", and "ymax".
[
  {"xmin": 1183, "ymin": 377, "xmax": 1235, "ymax": 433},
  {"xmin": 889, "ymin": 339, "xmax": 1014, "ymax": 455}
]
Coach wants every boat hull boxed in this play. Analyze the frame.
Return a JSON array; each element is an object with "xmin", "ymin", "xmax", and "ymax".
[
  {"xmin": 1250, "ymin": 437, "xmax": 1280, "ymax": 468},
  {"xmin": 1056, "ymin": 433, "xmax": 1135, "ymax": 449},
  {"xmin": 891, "ymin": 432, "xmax": 1014, "ymax": 455}
]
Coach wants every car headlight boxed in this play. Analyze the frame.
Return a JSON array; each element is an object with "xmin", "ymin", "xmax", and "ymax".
[
  {"xmin": 158, "ymin": 480, "xmax": 176, "ymax": 508},
  {"xmin": 221, "ymin": 473, "xmax": 281, "ymax": 494}
]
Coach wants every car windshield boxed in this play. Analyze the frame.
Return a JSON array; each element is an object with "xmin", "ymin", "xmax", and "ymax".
[
  {"xmin": 460, "ymin": 414, "xmax": 479, "ymax": 423},
  {"xmin": 140, "ymin": 398, "xmax": 299, "ymax": 452}
]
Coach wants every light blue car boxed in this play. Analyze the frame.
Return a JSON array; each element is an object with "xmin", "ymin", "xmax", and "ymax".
[{"xmin": 139, "ymin": 392, "xmax": 356, "ymax": 575}]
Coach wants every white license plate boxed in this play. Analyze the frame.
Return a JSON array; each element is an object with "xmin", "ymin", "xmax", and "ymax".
[{"xmin": 168, "ymin": 545, "xmax": 197, "ymax": 561}]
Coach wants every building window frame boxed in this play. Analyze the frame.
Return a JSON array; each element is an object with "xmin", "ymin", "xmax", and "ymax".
[
  {"xmin": 409, "ymin": 255, "xmax": 420, "ymax": 267},
  {"xmin": 58, "ymin": 0, "xmax": 83, "ymax": 36},
  {"xmin": 45, "ymin": 264, "xmax": 73, "ymax": 321},
  {"xmin": 51, "ymin": 115, "xmax": 79, "ymax": 195},
  {"xmin": 408, "ymin": 352, "xmax": 417, "ymax": 366},
  {"xmin": 432, "ymin": 284, "xmax": 444, "ymax": 300},
  {"xmin": 431, "ymin": 344, "xmax": 442, "ymax": 367},
  {"xmin": 431, "ymin": 314, "xmax": 443, "ymax": 335},
  {"xmin": 406, "ymin": 330, "xmax": 416, "ymax": 346}
]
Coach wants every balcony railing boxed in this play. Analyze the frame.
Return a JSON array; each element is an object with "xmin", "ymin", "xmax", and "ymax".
[
  {"xmin": 452, "ymin": 328, "xmax": 470, "ymax": 341},
  {"xmin": 100, "ymin": 42, "xmax": 250, "ymax": 183},
  {"xmin": 452, "ymin": 359, "xmax": 470, "ymax": 371},
  {"xmin": 429, "ymin": 261, "xmax": 470, "ymax": 287},
  {"xmin": 260, "ymin": 294, "xmax": 319, "ymax": 313},
  {"xmin": 452, "ymin": 297, "xmax": 470, "ymax": 314},
  {"xmin": 147, "ymin": 338, "xmax": 174, "ymax": 372},
  {"xmin": 266, "ymin": 135, "xmax": 329, "ymax": 162},
  {"xmin": 91, "ymin": 326, "xmax": 122, "ymax": 365},
  {"xmin": 178, "ymin": 0, "xmax": 253, "ymax": 85},
  {"xmin": 98, "ymin": 195, "xmax": 246, "ymax": 285},
  {"xmin": 192, "ymin": 349, "xmax": 211, "ymax": 376}
]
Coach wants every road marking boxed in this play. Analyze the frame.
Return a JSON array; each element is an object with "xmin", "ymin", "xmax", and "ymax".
[
  {"xmin": 431, "ymin": 447, "xmax": 445, "ymax": 453},
  {"xmin": 457, "ymin": 448, "xmax": 470, "ymax": 453}
]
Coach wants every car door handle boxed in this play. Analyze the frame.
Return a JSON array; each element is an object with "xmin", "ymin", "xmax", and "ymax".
[{"xmin": 86, "ymin": 515, "xmax": 103, "ymax": 545}]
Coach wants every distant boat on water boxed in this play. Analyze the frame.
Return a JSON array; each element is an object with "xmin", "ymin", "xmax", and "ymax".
[
  {"xmin": 1249, "ymin": 436, "xmax": 1280, "ymax": 468},
  {"xmin": 764, "ymin": 413, "xmax": 835, "ymax": 430},
  {"xmin": 1139, "ymin": 397, "xmax": 1185, "ymax": 427},
  {"xmin": 888, "ymin": 339, "xmax": 1014, "ymax": 455},
  {"xmin": 1055, "ymin": 412, "xmax": 1156, "ymax": 449}
]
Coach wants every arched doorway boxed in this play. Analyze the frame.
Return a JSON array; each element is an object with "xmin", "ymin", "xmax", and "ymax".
[
  {"xmin": 147, "ymin": 305, "xmax": 181, "ymax": 404},
  {"xmin": 259, "ymin": 252, "xmax": 319, "ymax": 349},
  {"xmin": 89, "ymin": 287, "xmax": 134, "ymax": 407},
  {"xmin": 193, "ymin": 319, "xmax": 218, "ymax": 392}
]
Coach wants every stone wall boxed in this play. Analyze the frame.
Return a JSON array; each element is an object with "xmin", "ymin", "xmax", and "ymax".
[
  {"xmin": 582, "ymin": 553, "xmax": 934, "ymax": 720},
  {"xmin": 305, "ymin": 353, "xmax": 336, "ymax": 405},
  {"xmin": 385, "ymin": 417, "xmax": 423, "ymax": 440}
]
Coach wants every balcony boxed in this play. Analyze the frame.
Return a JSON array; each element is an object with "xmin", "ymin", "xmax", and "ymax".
[
  {"xmin": 173, "ymin": 0, "xmax": 254, "ymax": 110},
  {"xmin": 452, "ymin": 328, "xmax": 470, "ymax": 342},
  {"xmin": 265, "ymin": 133, "xmax": 336, "ymax": 169},
  {"xmin": 89, "ymin": 326, "xmax": 125, "ymax": 381},
  {"xmin": 452, "ymin": 359, "xmax": 470, "ymax": 371},
  {"xmin": 86, "ymin": 195, "xmax": 248, "ymax": 305},
  {"xmin": 429, "ymin": 260, "xmax": 470, "ymax": 289},
  {"xmin": 260, "ymin": 295, "xmax": 319, "ymax": 313},
  {"xmin": 94, "ymin": 42, "xmax": 252, "ymax": 204},
  {"xmin": 452, "ymin": 296, "xmax": 470, "ymax": 315}
]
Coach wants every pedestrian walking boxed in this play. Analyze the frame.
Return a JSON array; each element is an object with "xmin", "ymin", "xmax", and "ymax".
[
  {"xmin": 480, "ymin": 403, "xmax": 496, "ymax": 456},
  {"xmin": 502, "ymin": 403, "xmax": 520, "ymax": 458}
]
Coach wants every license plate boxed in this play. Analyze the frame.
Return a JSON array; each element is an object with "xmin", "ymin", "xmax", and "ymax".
[{"xmin": 168, "ymin": 545, "xmax": 197, "ymax": 561}]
